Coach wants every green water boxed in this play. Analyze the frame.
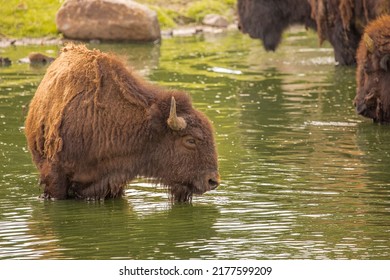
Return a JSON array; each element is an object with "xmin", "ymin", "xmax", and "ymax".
[{"xmin": 1, "ymin": 30, "xmax": 389, "ymax": 260}]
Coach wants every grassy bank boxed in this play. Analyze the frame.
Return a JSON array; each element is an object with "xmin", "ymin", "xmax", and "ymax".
[
  {"xmin": 0, "ymin": 0, "xmax": 62, "ymax": 38},
  {"xmin": 0, "ymin": 0, "xmax": 237, "ymax": 39},
  {"xmin": 144, "ymin": 0, "xmax": 237, "ymax": 28}
]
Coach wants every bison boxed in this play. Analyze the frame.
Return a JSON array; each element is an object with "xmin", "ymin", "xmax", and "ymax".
[
  {"xmin": 237, "ymin": 0, "xmax": 316, "ymax": 52},
  {"xmin": 237, "ymin": 0, "xmax": 390, "ymax": 65},
  {"xmin": 354, "ymin": 15, "xmax": 390, "ymax": 123},
  {"xmin": 24, "ymin": 44, "xmax": 220, "ymax": 202}
]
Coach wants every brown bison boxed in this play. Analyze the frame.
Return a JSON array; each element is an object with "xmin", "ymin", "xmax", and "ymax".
[
  {"xmin": 237, "ymin": 0, "xmax": 390, "ymax": 65},
  {"xmin": 354, "ymin": 15, "xmax": 390, "ymax": 123},
  {"xmin": 25, "ymin": 44, "xmax": 220, "ymax": 202}
]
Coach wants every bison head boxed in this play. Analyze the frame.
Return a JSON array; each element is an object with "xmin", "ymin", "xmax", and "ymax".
[
  {"xmin": 148, "ymin": 94, "xmax": 219, "ymax": 202},
  {"xmin": 237, "ymin": 0, "xmax": 316, "ymax": 51},
  {"xmin": 237, "ymin": 0, "xmax": 284, "ymax": 51},
  {"xmin": 354, "ymin": 16, "xmax": 390, "ymax": 123}
]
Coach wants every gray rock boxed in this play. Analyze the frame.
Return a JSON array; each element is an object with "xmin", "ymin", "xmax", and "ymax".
[
  {"xmin": 202, "ymin": 14, "xmax": 229, "ymax": 28},
  {"xmin": 56, "ymin": 0, "xmax": 161, "ymax": 42}
]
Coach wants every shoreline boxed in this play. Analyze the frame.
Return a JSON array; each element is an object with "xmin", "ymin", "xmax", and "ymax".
[{"xmin": 0, "ymin": 24, "xmax": 238, "ymax": 49}]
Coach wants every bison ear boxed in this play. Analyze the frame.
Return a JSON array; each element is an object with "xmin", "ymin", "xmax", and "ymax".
[
  {"xmin": 167, "ymin": 96, "xmax": 187, "ymax": 131},
  {"xmin": 363, "ymin": 33, "xmax": 375, "ymax": 53},
  {"xmin": 380, "ymin": 54, "xmax": 390, "ymax": 72}
]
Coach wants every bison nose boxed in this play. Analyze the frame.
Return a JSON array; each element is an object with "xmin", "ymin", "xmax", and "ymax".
[
  {"xmin": 208, "ymin": 173, "xmax": 220, "ymax": 190},
  {"xmin": 356, "ymin": 102, "xmax": 367, "ymax": 115}
]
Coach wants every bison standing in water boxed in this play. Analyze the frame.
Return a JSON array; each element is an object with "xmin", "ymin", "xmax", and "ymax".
[
  {"xmin": 25, "ymin": 44, "xmax": 220, "ymax": 202},
  {"xmin": 354, "ymin": 15, "xmax": 390, "ymax": 123},
  {"xmin": 237, "ymin": 0, "xmax": 390, "ymax": 65}
]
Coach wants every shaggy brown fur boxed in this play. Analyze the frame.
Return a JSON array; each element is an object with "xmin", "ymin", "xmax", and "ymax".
[
  {"xmin": 238, "ymin": 0, "xmax": 390, "ymax": 65},
  {"xmin": 308, "ymin": 0, "xmax": 390, "ymax": 65},
  {"xmin": 25, "ymin": 44, "xmax": 219, "ymax": 202},
  {"xmin": 354, "ymin": 15, "xmax": 390, "ymax": 123}
]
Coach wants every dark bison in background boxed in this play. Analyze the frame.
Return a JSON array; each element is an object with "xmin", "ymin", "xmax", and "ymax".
[
  {"xmin": 25, "ymin": 44, "xmax": 220, "ymax": 202},
  {"xmin": 237, "ymin": 0, "xmax": 390, "ymax": 65},
  {"xmin": 237, "ymin": 0, "xmax": 316, "ymax": 52},
  {"xmin": 354, "ymin": 15, "xmax": 390, "ymax": 123}
]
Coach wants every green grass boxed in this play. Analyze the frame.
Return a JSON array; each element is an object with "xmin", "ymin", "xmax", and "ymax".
[
  {"xmin": 148, "ymin": 5, "xmax": 179, "ymax": 28},
  {"xmin": 146, "ymin": 0, "xmax": 236, "ymax": 26},
  {"xmin": 186, "ymin": 1, "xmax": 231, "ymax": 22},
  {"xmin": 0, "ymin": 0, "xmax": 237, "ymax": 38},
  {"xmin": 0, "ymin": 0, "xmax": 63, "ymax": 38}
]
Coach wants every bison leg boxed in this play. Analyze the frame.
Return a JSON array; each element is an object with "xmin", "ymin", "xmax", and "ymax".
[
  {"xmin": 40, "ymin": 161, "xmax": 69, "ymax": 199},
  {"xmin": 72, "ymin": 176, "xmax": 125, "ymax": 200}
]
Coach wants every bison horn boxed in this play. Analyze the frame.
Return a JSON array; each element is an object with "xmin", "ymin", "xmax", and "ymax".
[
  {"xmin": 167, "ymin": 96, "xmax": 187, "ymax": 131},
  {"xmin": 380, "ymin": 54, "xmax": 390, "ymax": 72},
  {"xmin": 364, "ymin": 33, "xmax": 375, "ymax": 53}
]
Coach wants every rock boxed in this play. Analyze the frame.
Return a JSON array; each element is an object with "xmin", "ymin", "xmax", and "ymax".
[
  {"xmin": 0, "ymin": 37, "xmax": 62, "ymax": 48},
  {"xmin": 56, "ymin": 0, "xmax": 161, "ymax": 42},
  {"xmin": 171, "ymin": 27, "xmax": 203, "ymax": 37},
  {"xmin": 28, "ymin": 53, "xmax": 55, "ymax": 64},
  {"xmin": 202, "ymin": 14, "xmax": 229, "ymax": 28},
  {"xmin": 19, "ymin": 53, "xmax": 55, "ymax": 65}
]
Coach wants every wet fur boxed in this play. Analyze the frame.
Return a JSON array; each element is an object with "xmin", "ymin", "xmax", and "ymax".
[{"xmin": 309, "ymin": 0, "xmax": 390, "ymax": 65}]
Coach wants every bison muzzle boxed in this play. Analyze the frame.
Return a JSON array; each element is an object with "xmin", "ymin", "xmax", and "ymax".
[{"xmin": 24, "ymin": 44, "xmax": 220, "ymax": 202}]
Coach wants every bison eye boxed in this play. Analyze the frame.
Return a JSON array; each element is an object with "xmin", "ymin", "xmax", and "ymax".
[{"xmin": 183, "ymin": 135, "xmax": 197, "ymax": 149}]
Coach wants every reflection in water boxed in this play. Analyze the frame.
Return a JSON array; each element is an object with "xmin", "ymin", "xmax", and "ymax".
[
  {"xmin": 24, "ymin": 200, "xmax": 219, "ymax": 259},
  {"xmin": 1, "ymin": 30, "xmax": 390, "ymax": 259}
]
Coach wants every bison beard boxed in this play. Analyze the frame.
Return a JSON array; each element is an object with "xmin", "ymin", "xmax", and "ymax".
[{"xmin": 24, "ymin": 44, "xmax": 220, "ymax": 202}]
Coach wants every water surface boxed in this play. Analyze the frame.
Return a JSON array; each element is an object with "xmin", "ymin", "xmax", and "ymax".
[{"xmin": 1, "ymin": 30, "xmax": 389, "ymax": 259}]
